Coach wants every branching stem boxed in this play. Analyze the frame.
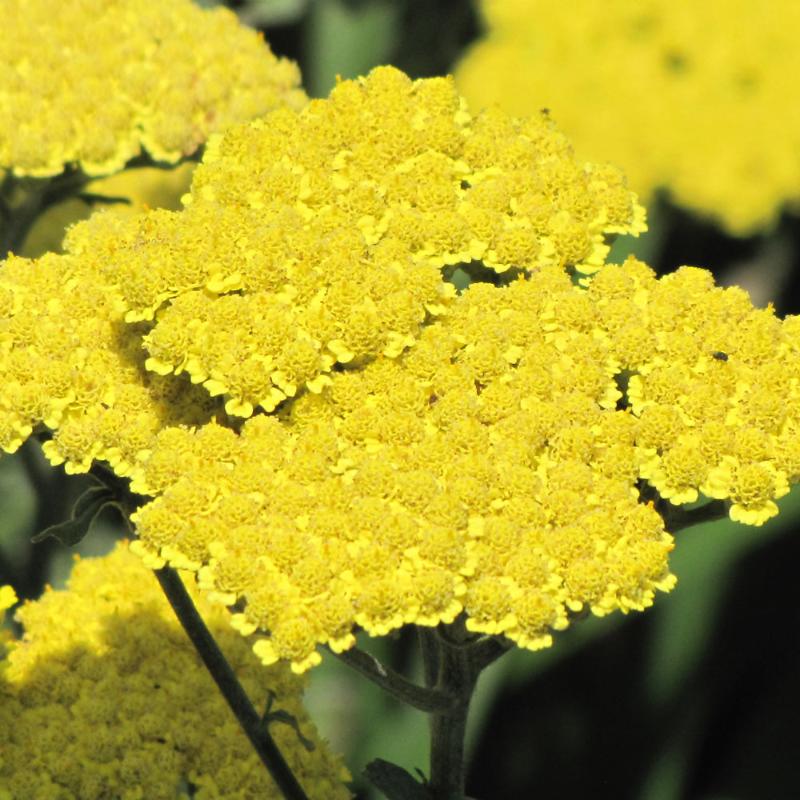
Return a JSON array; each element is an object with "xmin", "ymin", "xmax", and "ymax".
[
  {"xmin": 425, "ymin": 620, "xmax": 480, "ymax": 800},
  {"xmin": 328, "ymin": 645, "xmax": 456, "ymax": 713},
  {"xmin": 663, "ymin": 499, "xmax": 729, "ymax": 532},
  {"xmin": 342, "ymin": 627, "xmax": 512, "ymax": 799}
]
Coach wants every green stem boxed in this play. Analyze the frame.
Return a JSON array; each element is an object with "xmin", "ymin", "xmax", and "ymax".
[
  {"xmin": 471, "ymin": 636, "xmax": 513, "ymax": 672},
  {"xmin": 662, "ymin": 499, "xmax": 729, "ymax": 532},
  {"xmin": 425, "ymin": 621, "xmax": 483, "ymax": 800},
  {"xmin": 328, "ymin": 645, "xmax": 455, "ymax": 713},
  {"xmin": 418, "ymin": 627, "xmax": 441, "ymax": 689},
  {"xmin": 153, "ymin": 566, "xmax": 310, "ymax": 800},
  {"xmin": 357, "ymin": 627, "xmax": 513, "ymax": 799}
]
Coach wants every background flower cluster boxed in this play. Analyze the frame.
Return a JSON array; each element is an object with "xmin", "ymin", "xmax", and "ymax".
[
  {"xmin": 457, "ymin": 0, "xmax": 800, "ymax": 234},
  {"xmin": 0, "ymin": 543, "xmax": 350, "ymax": 799}
]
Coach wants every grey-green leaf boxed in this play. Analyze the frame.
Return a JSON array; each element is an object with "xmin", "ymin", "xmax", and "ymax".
[{"xmin": 31, "ymin": 487, "xmax": 114, "ymax": 546}]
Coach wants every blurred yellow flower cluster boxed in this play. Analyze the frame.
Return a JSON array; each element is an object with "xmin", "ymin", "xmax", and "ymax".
[
  {"xmin": 0, "ymin": 542, "xmax": 350, "ymax": 800},
  {"xmin": 457, "ymin": 0, "xmax": 800, "ymax": 234},
  {"xmin": 0, "ymin": 584, "xmax": 16, "ymax": 613},
  {"xmin": 0, "ymin": 0, "xmax": 305, "ymax": 177},
  {"xmin": 2, "ymin": 67, "xmax": 798, "ymax": 675}
]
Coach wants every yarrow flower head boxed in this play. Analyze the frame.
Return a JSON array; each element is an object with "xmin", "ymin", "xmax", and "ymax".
[
  {"xmin": 0, "ymin": 0, "xmax": 305, "ymax": 177},
  {"xmin": 456, "ymin": 0, "xmax": 800, "ymax": 234},
  {"xmin": 130, "ymin": 257, "xmax": 800, "ymax": 671},
  {"xmin": 0, "ymin": 65, "xmax": 645, "ymax": 468},
  {"xmin": 0, "ymin": 542, "xmax": 351, "ymax": 799},
  {"xmin": 3, "ymin": 67, "xmax": 799, "ymax": 675},
  {"xmin": 71, "ymin": 65, "xmax": 645, "ymax": 420}
]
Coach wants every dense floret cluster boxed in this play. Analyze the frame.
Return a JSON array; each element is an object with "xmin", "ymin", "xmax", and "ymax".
[
  {"xmin": 1, "ymin": 66, "xmax": 644, "ymax": 468},
  {"xmin": 93, "ymin": 66, "xmax": 644, "ymax": 418},
  {"xmin": 0, "ymin": 0, "xmax": 305, "ymax": 177},
  {"xmin": 2, "ymin": 67, "xmax": 798, "ymax": 675},
  {"xmin": 456, "ymin": 0, "xmax": 800, "ymax": 233},
  {"xmin": 0, "ymin": 248, "xmax": 219, "ymax": 473},
  {"xmin": 0, "ymin": 543, "xmax": 350, "ymax": 799},
  {"xmin": 130, "ymin": 258, "xmax": 800, "ymax": 671}
]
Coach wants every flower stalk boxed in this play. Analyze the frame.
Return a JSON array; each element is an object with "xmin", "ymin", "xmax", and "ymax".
[
  {"xmin": 661, "ymin": 499, "xmax": 730, "ymax": 532},
  {"xmin": 335, "ymin": 623, "xmax": 512, "ymax": 799},
  {"xmin": 153, "ymin": 565, "xmax": 310, "ymax": 800},
  {"xmin": 424, "ymin": 620, "xmax": 504, "ymax": 800},
  {"xmin": 329, "ymin": 645, "xmax": 457, "ymax": 713},
  {"xmin": 427, "ymin": 644, "xmax": 478, "ymax": 799}
]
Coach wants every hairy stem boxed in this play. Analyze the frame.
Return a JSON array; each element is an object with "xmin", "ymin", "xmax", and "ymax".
[
  {"xmin": 329, "ymin": 645, "xmax": 456, "ymax": 713},
  {"xmin": 424, "ymin": 621, "xmax": 486, "ymax": 800},
  {"xmin": 418, "ymin": 626, "xmax": 441, "ymax": 689},
  {"xmin": 154, "ymin": 566, "xmax": 309, "ymax": 800}
]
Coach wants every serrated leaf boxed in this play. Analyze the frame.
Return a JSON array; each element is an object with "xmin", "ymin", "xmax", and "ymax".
[
  {"xmin": 31, "ymin": 487, "xmax": 115, "ymax": 546},
  {"xmin": 364, "ymin": 759, "xmax": 430, "ymax": 800}
]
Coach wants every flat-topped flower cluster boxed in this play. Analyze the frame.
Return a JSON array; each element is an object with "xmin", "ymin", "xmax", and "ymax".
[
  {"xmin": 0, "ymin": 0, "xmax": 305, "ymax": 177},
  {"xmin": 130, "ymin": 257, "xmax": 800, "ymax": 671},
  {"xmin": 86, "ymin": 66, "xmax": 643, "ymax": 419},
  {"xmin": 1, "ymin": 68, "xmax": 798, "ymax": 675},
  {"xmin": 457, "ymin": 0, "xmax": 800, "ymax": 233},
  {"xmin": 0, "ymin": 543, "xmax": 350, "ymax": 799}
]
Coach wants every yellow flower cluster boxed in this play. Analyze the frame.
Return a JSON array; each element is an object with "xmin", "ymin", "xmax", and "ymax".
[
  {"xmin": 0, "ymin": 543, "xmax": 350, "ymax": 800},
  {"xmin": 131, "ymin": 258, "xmax": 800, "ymax": 672},
  {"xmin": 1, "ymin": 67, "xmax": 642, "ymax": 469},
  {"xmin": 71, "ymin": 65, "xmax": 644, "ymax": 420},
  {"xmin": 0, "ymin": 0, "xmax": 305, "ymax": 177},
  {"xmin": 456, "ymin": 0, "xmax": 800, "ymax": 234},
  {"xmin": 3, "ymin": 66, "xmax": 798, "ymax": 675},
  {"xmin": 0, "ymin": 63, "xmax": 645, "ymax": 466},
  {"xmin": 0, "ymin": 244, "xmax": 219, "ymax": 472}
]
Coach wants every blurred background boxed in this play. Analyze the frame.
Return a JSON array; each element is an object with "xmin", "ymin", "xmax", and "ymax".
[{"xmin": 2, "ymin": 1, "xmax": 799, "ymax": 798}]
